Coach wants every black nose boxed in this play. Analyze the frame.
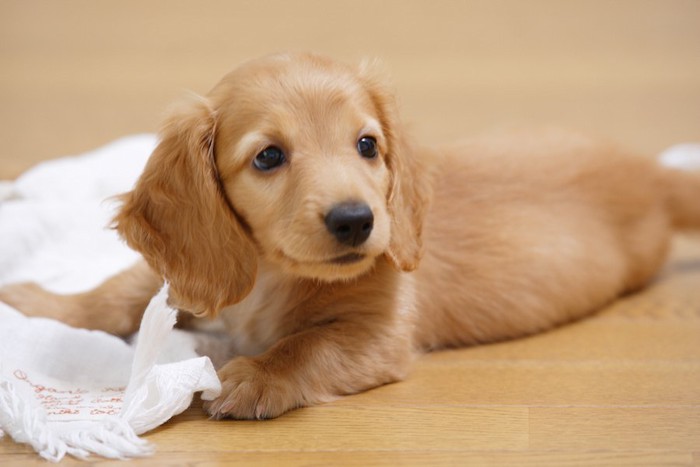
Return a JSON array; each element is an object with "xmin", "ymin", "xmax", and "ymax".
[{"xmin": 324, "ymin": 202, "xmax": 374, "ymax": 247}]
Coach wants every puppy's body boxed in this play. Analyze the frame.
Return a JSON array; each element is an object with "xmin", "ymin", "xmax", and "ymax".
[
  {"xmin": 220, "ymin": 130, "xmax": 678, "ymax": 355},
  {"xmin": 2, "ymin": 54, "xmax": 699, "ymax": 419},
  {"xmin": 416, "ymin": 132, "xmax": 675, "ymax": 348}
]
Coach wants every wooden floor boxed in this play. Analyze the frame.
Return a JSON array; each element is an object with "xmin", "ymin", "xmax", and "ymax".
[{"xmin": 1, "ymin": 1, "xmax": 699, "ymax": 465}]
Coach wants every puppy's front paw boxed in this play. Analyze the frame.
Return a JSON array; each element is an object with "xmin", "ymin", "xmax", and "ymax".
[{"xmin": 204, "ymin": 357, "xmax": 300, "ymax": 420}]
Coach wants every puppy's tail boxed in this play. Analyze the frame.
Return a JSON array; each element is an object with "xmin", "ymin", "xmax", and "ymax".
[{"xmin": 659, "ymin": 144, "xmax": 700, "ymax": 230}]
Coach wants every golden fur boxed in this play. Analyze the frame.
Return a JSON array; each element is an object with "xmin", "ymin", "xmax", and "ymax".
[{"xmin": 2, "ymin": 53, "xmax": 699, "ymax": 419}]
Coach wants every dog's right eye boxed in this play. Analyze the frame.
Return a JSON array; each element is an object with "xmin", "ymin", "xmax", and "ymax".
[
  {"xmin": 253, "ymin": 146, "xmax": 286, "ymax": 171},
  {"xmin": 357, "ymin": 136, "xmax": 378, "ymax": 159}
]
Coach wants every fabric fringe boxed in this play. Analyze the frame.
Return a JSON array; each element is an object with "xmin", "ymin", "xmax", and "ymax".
[
  {"xmin": 0, "ymin": 379, "xmax": 152, "ymax": 462},
  {"xmin": 0, "ymin": 284, "xmax": 175, "ymax": 462}
]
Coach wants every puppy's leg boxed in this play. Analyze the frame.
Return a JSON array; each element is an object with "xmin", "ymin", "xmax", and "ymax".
[
  {"xmin": 205, "ymin": 318, "xmax": 415, "ymax": 419},
  {"xmin": 0, "ymin": 261, "xmax": 161, "ymax": 336}
]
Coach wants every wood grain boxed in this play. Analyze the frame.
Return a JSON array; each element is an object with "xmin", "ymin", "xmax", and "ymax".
[
  {"xmin": 1, "ymin": 0, "xmax": 699, "ymax": 465},
  {"xmin": 530, "ymin": 408, "xmax": 700, "ymax": 451}
]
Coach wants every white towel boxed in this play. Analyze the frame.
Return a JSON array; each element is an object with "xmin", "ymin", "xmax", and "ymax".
[{"xmin": 0, "ymin": 135, "xmax": 222, "ymax": 461}]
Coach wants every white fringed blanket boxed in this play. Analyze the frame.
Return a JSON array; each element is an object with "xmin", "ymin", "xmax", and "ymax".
[{"xmin": 0, "ymin": 136, "xmax": 221, "ymax": 462}]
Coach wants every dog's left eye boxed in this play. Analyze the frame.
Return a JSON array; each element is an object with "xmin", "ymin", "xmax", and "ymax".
[
  {"xmin": 357, "ymin": 136, "xmax": 378, "ymax": 159},
  {"xmin": 253, "ymin": 146, "xmax": 286, "ymax": 171}
]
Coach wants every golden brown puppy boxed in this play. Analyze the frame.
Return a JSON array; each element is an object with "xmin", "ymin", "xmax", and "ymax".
[{"xmin": 2, "ymin": 53, "xmax": 699, "ymax": 419}]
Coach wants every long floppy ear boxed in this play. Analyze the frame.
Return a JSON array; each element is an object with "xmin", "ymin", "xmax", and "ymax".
[
  {"xmin": 114, "ymin": 96, "xmax": 256, "ymax": 317},
  {"xmin": 359, "ymin": 62, "xmax": 432, "ymax": 272}
]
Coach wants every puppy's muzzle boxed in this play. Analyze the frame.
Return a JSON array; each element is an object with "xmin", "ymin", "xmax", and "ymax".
[{"xmin": 324, "ymin": 202, "xmax": 374, "ymax": 247}]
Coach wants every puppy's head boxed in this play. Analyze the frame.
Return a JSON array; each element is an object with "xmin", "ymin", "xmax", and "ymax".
[{"xmin": 115, "ymin": 54, "xmax": 429, "ymax": 317}]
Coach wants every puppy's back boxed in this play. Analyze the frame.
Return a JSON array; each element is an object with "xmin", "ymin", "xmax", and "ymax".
[{"xmin": 412, "ymin": 129, "xmax": 678, "ymax": 349}]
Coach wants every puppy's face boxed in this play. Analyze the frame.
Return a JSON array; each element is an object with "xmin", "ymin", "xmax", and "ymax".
[
  {"xmin": 116, "ymin": 54, "xmax": 427, "ymax": 316},
  {"xmin": 212, "ymin": 57, "xmax": 392, "ymax": 280}
]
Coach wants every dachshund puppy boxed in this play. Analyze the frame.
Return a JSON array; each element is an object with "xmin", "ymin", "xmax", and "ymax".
[{"xmin": 2, "ymin": 53, "xmax": 699, "ymax": 419}]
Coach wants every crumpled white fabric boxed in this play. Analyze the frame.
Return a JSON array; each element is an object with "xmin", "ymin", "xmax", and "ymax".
[
  {"xmin": 0, "ymin": 135, "xmax": 222, "ymax": 461},
  {"xmin": 659, "ymin": 143, "xmax": 700, "ymax": 171}
]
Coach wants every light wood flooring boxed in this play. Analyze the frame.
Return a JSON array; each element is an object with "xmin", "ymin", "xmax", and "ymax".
[{"xmin": 1, "ymin": 1, "xmax": 699, "ymax": 465}]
